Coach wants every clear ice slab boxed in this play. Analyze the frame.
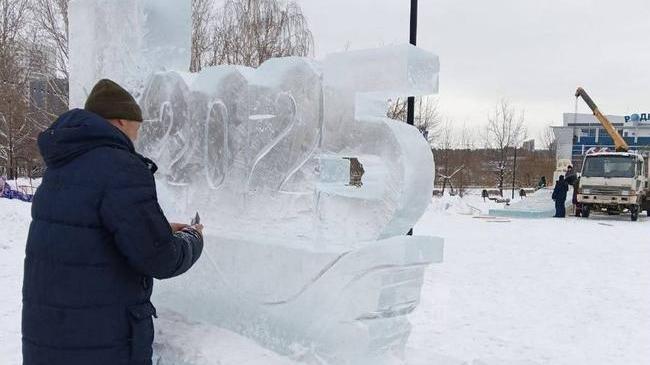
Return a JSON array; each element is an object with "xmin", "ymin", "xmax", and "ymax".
[{"xmin": 488, "ymin": 188, "xmax": 575, "ymax": 219}]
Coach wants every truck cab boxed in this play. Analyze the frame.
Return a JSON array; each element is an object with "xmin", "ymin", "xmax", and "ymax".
[{"xmin": 577, "ymin": 152, "xmax": 649, "ymax": 221}]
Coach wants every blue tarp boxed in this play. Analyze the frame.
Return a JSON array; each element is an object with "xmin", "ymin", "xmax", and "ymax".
[{"xmin": 0, "ymin": 178, "xmax": 34, "ymax": 202}]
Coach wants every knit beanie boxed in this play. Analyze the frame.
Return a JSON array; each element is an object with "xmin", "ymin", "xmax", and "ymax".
[{"xmin": 84, "ymin": 79, "xmax": 143, "ymax": 122}]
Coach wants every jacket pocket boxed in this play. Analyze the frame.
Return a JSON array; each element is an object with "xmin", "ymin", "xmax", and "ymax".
[{"xmin": 127, "ymin": 302, "xmax": 157, "ymax": 362}]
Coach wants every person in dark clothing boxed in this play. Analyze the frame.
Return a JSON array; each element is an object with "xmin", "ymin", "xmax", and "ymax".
[
  {"xmin": 22, "ymin": 79, "xmax": 204, "ymax": 365},
  {"xmin": 537, "ymin": 176, "xmax": 547, "ymax": 190},
  {"xmin": 563, "ymin": 166, "xmax": 581, "ymax": 216},
  {"xmin": 564, "ymin": 166, "xmax": 577, "ymax": 186},
  {"xmin": 572, "ymin": 176, "xmax": 581, "ymax": 217},
  {"xmin": 552, "ymin": 175, "xmax": 569, "ymax": 218}
]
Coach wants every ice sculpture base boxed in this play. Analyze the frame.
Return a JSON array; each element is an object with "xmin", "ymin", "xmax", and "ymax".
[
  {"xmin": 153, "ymin": 234, "xmax": 443, "ymax": 364},
  {"xmin": 488, "ymin": 188, "xmax": 574, "ymax": 219}
]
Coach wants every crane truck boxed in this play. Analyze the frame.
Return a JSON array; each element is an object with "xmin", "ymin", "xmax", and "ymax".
[{"xmin": 574, "ymin": 87, "xmax": 650, "ymax": 221}]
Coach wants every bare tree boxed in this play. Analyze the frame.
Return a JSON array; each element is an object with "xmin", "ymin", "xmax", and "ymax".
[
  {"xmin": 458, "ymin": 123, "xmax": 475, "ymax": 150},
  {"xmin": 0, "ymin": 0, "xmax": 27, "ymax": 56},
  {"xmin": 33, "ymin": 0, "xmax": 69, "ymax": 78},
  {"xmin": 455, "ymin": 123, "xmax": 475, "ymax": 193},
  {"xmin": 484, "ymin": 99, "xmax": 526, "ymax": 195},
  {"xmin": 387, "ymin": 96, "xmax": 441, "ymax": 145},
  {"xmin": 0, "ymin": 108, "xmax": 33, "ymax": 179},
  {"xmin": 436, "ymin": 118, "xmax": 455, "ymax": 173},
  {"xmin": 540, "ymin": 123, "xmax": 557, "ymax": 157},
  {"xmin": 191, "ymin": 0, "xmax": 214, "ymax": 72},
  {"xmin": 435, "ymin": 119, "xmax": 466, "ymax": 195},
  {"xmin": 0, "ymin": 0, "xmax": 34, "ymax": 178},
  {"xmin": 206, "ymin": 0, "xmax": 313, "ymax": 68},
  {"xmin": 386, "ymin": 98, "xmax": 407, "ymax": 121},
  {"xmin": 29, "ymin": 0, "xmax": 70, "ymax": 127}
]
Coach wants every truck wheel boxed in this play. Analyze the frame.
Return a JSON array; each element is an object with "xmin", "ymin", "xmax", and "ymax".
[
  {"xmin": 581, "ymin": 205, "xmax": 590, "ymax": 218},
  {"xmin": 631, "ymin": 206, "xmax": 639, "ymax": 222}
]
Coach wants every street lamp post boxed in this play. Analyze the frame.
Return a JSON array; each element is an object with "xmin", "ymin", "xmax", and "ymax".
[
  {"xmin": 407, "ymin": 0, "xmax": 418, "ymax": 236},
  {"xmin": 511, "ymin": 145, "xmax": 518, "ymax": 200},
  {"xmin": 406, "ymin": 0, "xmax": 418, "ymax": 127}
]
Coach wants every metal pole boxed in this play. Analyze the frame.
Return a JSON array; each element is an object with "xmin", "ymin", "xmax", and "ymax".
[
  {"xmin": 406, "ymin": 0, "xmax": 418, "ymax": 126},
  {"xmin": 407, "ymin": 0, "xmax": 418, "ymax": 236},
  {"xmin": 512, "ymin": 146, "xmax": 518, "ymax": 199}
]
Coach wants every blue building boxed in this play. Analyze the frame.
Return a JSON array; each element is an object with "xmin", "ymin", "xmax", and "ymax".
[{"xmin": 553, "ymin": 113, "xmax": 650, "ymax": 169}]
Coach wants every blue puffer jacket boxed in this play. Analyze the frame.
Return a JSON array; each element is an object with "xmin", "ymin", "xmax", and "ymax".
[{"xmin": 22, "ymin": 109, "xmax": 203, "ymax": 365}]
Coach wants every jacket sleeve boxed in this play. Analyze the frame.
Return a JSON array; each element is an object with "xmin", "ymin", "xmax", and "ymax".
[{"xmin": 99, "ymin": 155, "xmax": 203, "ymax": 279}]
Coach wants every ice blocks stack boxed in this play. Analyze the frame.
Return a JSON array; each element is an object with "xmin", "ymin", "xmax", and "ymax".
[{"xmin": 68, "ymin": 1, "xmax": 444, "ymax": 363}]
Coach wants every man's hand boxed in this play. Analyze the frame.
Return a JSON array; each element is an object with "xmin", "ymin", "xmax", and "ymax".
[
  {"xmin": 170, "ymin": 223, "xmax": 189, "ymax": 233},
  {"xmin": 185, "ymin": 224, "xmax": 204, "ymax": 236}
]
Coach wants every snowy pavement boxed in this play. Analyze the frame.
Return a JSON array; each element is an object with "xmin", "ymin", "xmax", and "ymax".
[
  {"xmin": 2, "ymin": 195, "xmax": 649, "ymax": 364},
  {"xmin": 408, "ymin": 195, "xmax": 650, "ymax": 365}
]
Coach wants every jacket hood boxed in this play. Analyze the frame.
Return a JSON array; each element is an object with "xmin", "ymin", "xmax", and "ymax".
[{"xmin": 38, "ymin": 109, "xmax": 135, "ymax": 168}]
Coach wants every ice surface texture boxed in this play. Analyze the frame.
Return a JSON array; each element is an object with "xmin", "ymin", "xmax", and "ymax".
[
  {"xmin": 68, "ymin": 1, "xmax": 443, "ymax": 363},
  {"xmin": 139, "ymin": 48, "xmax": 440, "ymax": 244},
  {"xmin": 142, "ymin": 50, "xmax": 444, "ymax": 364}
]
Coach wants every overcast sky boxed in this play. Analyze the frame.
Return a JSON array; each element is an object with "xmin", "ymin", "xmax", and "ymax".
[{"xmin": 296, "ymin": 0, "xmax": 650, "ymax": 143}]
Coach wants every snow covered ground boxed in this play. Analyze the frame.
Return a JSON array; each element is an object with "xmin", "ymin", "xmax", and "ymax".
[
  {"xmin": 1, "ymin": 193, "xmax": 649, "ymax": 364},
  {"xmin": 407, "ymin": 194, "xmax": 650, "ymax": 365}
]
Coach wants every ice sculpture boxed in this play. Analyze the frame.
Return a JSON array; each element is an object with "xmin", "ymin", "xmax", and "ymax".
[{"xmin": 69, "ymin": 1, "xmax": 443, "ymax": 364}]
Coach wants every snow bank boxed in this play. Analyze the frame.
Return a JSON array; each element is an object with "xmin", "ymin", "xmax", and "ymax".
[
  {"xmin": 153, "ymin": 310, "xmax": 298, "ymax": 365},
  {"xmin": 429, "ymin": 193, "xmax": 504, "ymax": 216},
  {"xmin": 0, "ymin": 199, "xmax": 32, "ymax": 365}
]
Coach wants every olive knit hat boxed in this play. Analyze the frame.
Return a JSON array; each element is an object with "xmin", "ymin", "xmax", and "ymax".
[{"xmin": 84, "ymin": 79, "xmax": 143, "ymax": 122}]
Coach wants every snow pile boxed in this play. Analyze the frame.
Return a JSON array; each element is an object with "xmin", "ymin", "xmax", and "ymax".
[
  {"xmin": 153, "ymin": 311, "xmax": 298, "ymax": 365},
  {"xmin": 429, "ymin": 193, "xmax": 504, "ymax": 216}
]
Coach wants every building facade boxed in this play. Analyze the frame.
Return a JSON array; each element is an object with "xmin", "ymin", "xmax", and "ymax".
[{"xmin": 553, "ymin": 113, "xmax": 650, "ymax": 169}]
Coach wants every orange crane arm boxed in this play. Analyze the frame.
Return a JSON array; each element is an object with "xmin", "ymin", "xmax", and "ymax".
[{"xmin": 575, "ymin": 87, "xmax": 629, "ymax": 152}]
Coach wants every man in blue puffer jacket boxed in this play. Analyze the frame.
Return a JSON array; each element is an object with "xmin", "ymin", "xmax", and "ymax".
[{"xmin": 22, "ymin": 79, "xmax": 204, "ymax": 365}]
